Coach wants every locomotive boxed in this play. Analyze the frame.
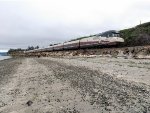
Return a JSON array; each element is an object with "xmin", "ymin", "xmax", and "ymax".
[{"xmin": 26, "ymin": 30, "xmax": 124, "ymax": 53}]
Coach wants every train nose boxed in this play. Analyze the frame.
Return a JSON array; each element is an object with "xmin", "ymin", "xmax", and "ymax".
[{"xmin": 116, "ymin": 37, "xmax": 124, "ymax": 42}]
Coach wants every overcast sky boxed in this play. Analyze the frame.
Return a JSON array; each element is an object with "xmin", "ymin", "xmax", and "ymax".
[{"xmin": 0, "ymin": 0, "xmax": 150, "ymax": 51}]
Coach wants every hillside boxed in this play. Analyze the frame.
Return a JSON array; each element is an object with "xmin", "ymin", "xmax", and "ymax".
[{"xmin": 120, "ymin": 22, "xmax": 150, "ymax": 46}]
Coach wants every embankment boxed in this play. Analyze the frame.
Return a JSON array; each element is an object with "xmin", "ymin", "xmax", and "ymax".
[{"xmin": 10, "ymin": 46, "xmax": 150, "ymax": 59}]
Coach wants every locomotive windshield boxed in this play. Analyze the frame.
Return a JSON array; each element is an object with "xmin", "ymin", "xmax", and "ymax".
[{"xmin": 99, "ymin": 30, "xmax": 120, "ymax": 38}]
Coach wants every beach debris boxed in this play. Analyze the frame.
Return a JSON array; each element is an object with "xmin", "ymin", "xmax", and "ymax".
[{"xmin": 26, "ymin": 100, "xmax": 33, "ymax": 106}]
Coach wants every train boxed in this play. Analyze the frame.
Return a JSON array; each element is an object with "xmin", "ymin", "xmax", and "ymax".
[{"xmin": 25, "ymin": 30, "xmax": 124, "ymax": 53}]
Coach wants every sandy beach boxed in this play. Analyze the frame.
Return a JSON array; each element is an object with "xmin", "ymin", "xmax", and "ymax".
[{"xmin": 0, "ymin": 57, "xmax": 150, "ymax": 113}]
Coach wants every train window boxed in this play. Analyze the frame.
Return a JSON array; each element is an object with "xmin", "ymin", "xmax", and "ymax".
[
  {"xmin": 108, "ymin": 34, "xmax": 113, "ymax": 37},
  {"xmin": 115, "ymin": 34, "xmax": 120, "ymax": 37},
  {"xmin": 112, "ymin": 33, "xmax": 120, "ymax": 37}
]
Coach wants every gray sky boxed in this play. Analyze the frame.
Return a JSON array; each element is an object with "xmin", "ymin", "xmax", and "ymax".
[{"xmin": 0, "ymin": 0, "xmax": 150, "ymax": 51}]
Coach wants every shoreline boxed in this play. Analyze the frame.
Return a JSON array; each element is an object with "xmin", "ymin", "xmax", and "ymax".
[{"xmin": 0, "ymin": 56, "xmax": 11, "ymax": 61}]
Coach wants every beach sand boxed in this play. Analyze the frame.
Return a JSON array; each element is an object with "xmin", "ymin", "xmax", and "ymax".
[{"xmin": 0, "ymin": 57, "xmax": 150, "ymax": 113}]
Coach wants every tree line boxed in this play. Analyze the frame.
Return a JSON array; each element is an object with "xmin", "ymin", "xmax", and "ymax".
[{"xmin": 8, "ymin": 46, "xmax": 39, "ymax": 54}]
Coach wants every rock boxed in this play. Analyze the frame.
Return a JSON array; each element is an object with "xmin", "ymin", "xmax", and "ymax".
[{"xmin": 26, "ymin": 100, "xmax": 33, "ymax": 106}]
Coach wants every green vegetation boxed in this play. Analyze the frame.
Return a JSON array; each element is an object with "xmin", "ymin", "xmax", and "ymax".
[
  {"xmin": 8, "ymin": 46, "xmax": 39, "ymax": 54},
  {"xmin": 27, "ymin": 46, "xmax": 39, "ymax": 50},
  {"xmin": 8, "ymin": 48, "xmax": 25, "ymax": 55},
  {"xmin": 120, "ymin": 22, "xmax": 150, "ymax": 46}
]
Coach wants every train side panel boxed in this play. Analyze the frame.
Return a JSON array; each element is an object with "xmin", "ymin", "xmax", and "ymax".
[
  {"xmin": 53, "ymin": 43, "xmax": 64, "ymax": 51},
  {"xmin": 64, "ymin": 40, "xmax": 80, "ymax": 50},
  {"xmin": 44, "ymin": 47, "xmax": 53, "ymax": 51},
  {"xmin": 80, "ymin": 37, "xmax": 100, "ymax": 48},
  {"xmin": 99, "ymin": 37, "xmax": 124, "ymax": 46},
  {"xmin": 25, "ymin": 30, "xmax": 124, "ymax": 53}
]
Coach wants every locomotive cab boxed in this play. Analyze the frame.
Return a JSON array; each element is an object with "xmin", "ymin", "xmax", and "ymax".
[
  {"xmin": 100, "ymin": 30, "xmax": 120, "ymax": 38},
  {"xmin": 96, "ymin": 30, "xmax": 124, "ymax": 46},
  {"xmin": 103, "ymin": 30, "xmax": 124, "ymax": 42}
]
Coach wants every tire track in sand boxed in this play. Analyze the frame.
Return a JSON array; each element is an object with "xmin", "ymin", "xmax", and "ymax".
[{"xmin": 0, "ymin": 58, "xmax": 96, "ymax": 113}]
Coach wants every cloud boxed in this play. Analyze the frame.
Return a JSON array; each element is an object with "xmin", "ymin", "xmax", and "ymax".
[{"xmin": 0, "ymin": 0, "xmax": 150, "ymax": 50}]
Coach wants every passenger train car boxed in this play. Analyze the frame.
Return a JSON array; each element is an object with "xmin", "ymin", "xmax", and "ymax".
[{"xmin": 25, "ymin": 30, "xmax": 124, "ymax": 53}]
